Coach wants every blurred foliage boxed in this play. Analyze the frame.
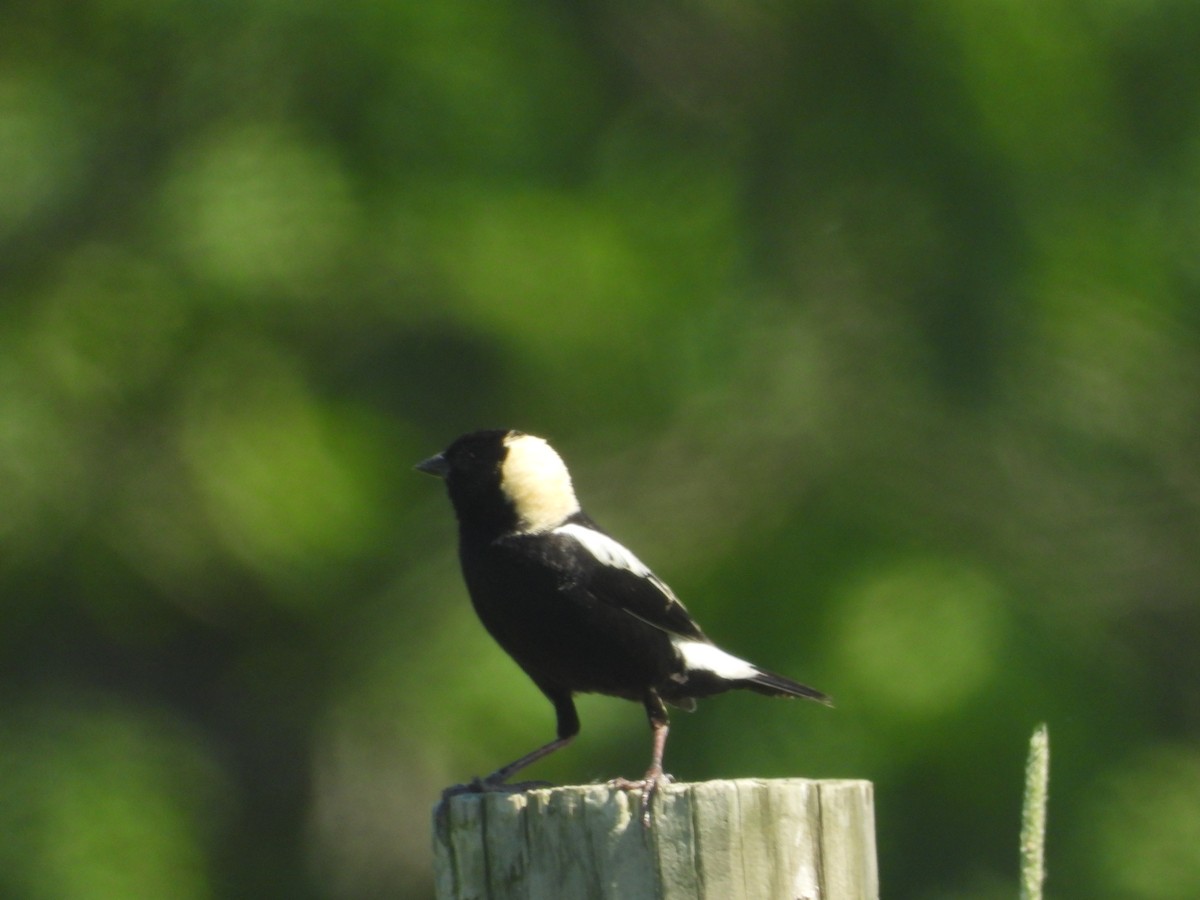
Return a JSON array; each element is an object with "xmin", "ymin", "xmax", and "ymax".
[{"xmin": 3, "ymin": 1, "xmax": 1200, "ymax": 898}]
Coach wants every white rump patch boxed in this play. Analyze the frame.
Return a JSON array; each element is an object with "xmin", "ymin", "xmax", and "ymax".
[
  {"xmin": 501, "ymin": 434, "xmax": 581, "ymax": 532},
  {"xmin": 672, "ymin": 639, "xmax": 758, "ymax": 681},
  {"xmin": 555, "ymin": 523, "xmax": 652, "ymax": 577}
]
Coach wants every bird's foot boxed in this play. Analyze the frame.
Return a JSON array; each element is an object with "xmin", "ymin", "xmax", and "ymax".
[
  {"xmin": 608, "ymin": 768, "xmax": 674, "ymax": 828},
  {"xmin": 441, "ymin": 775, "xmax": 553, "ymax": 803}
]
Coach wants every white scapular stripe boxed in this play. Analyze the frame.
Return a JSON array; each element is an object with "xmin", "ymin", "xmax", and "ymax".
[
  {"xmin": 555, "ymin": 523, "xmax": 652, "ymax": 577},
  {"xmin": 673, "ymin": 639, "xmax": 759, "ymax": 681}
]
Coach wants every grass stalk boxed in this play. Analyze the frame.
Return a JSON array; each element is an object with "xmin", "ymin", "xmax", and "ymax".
[{"xmin": 1019, "ymin": 723, "xmax": 1049, "ymax": 900}]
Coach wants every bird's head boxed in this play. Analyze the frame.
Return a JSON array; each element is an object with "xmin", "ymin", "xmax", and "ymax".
[{"xmin": 417, "ymin": 430, "xmax": 580, "ymax": 534}]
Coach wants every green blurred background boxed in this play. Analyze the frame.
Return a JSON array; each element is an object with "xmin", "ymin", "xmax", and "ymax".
[{"xmin": 3, "ymin": 1, "xmax": 1200, "ymax": 897}]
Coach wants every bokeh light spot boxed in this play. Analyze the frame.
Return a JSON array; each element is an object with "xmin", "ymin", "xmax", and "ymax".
[
  {"xmin": 160, "ymin": 124, "xmax": 357, "ymax": 298},
  {"xmin": 1088, "ymin": 745, "xmax": 1200, "ymax": 899},
  {"xmin": 834, "ymin": 557, "xmax": 1008, "ymax": 717},
  {"xmin": 180, "ymin": 339, "xmax": 382, "ymax": 598},
  {"xmin": 0, "ymin": 70, "xmax": 83, "ymax": 239}
]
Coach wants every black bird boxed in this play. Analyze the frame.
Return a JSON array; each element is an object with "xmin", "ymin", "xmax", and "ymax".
[{"xmin": 417, "ymin": 429, "xmax": 830, "ymax": 824}]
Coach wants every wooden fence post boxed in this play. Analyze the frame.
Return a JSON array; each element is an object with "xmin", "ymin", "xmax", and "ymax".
[{"xmin": 433, "ymin": 778, "xmax": 877, "ymax": 899}]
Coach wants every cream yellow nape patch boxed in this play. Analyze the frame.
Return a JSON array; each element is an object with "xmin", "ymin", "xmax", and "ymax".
[{"xmin": 500, "ymin": 433, "xmax": 580, "ymax": 532}]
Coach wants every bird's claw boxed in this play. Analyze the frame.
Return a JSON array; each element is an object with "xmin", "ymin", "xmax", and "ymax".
[{"xmin": 608, "ymin": 770, "xmax": 674, "ymax": 827}]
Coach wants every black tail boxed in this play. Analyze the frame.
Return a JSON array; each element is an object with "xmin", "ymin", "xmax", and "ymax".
[{"xmin": 744, "ymin": 667, "xmax": 833, "ymax": 706}]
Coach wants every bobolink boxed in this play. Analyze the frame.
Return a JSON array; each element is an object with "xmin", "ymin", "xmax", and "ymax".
[{"xmin": 418, "ymin": 429, "xmax": 830, "ymax": 824}]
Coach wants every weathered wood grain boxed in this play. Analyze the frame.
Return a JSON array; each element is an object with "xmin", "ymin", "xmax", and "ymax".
[{"xmin": 433, "ymin": 779, "xmax": 876, "ymax": 899}]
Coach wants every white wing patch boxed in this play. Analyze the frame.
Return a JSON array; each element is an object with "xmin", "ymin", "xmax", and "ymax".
[
  {"xmin": 555, "ymin": 523, "xmax": 653, "ymax": 577},
  {"xmin": 672, "ymin": 639, "xmax": 758, "ymax": 681}
]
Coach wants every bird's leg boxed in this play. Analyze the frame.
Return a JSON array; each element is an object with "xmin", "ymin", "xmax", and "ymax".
[
  {"xmin": 442, "ymin": 689, "xmax": 579, "ymax": 802},
  {"xmin": 609, "ymin": 692, "xmax": 673, "ymax": 827},
  {"xmin": 475, "ymin": 734, "xmax": 574, "ymax": 791}
]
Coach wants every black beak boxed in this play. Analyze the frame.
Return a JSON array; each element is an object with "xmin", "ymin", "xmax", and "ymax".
[{"xmin": 415, "ymin": 453, "xmax": 450, "ymax": 477}]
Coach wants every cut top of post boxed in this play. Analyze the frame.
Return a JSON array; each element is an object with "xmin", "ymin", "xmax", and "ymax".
[{"xmin": 433, "ymin": 778, "xmax": 877, "ymax": 900}]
